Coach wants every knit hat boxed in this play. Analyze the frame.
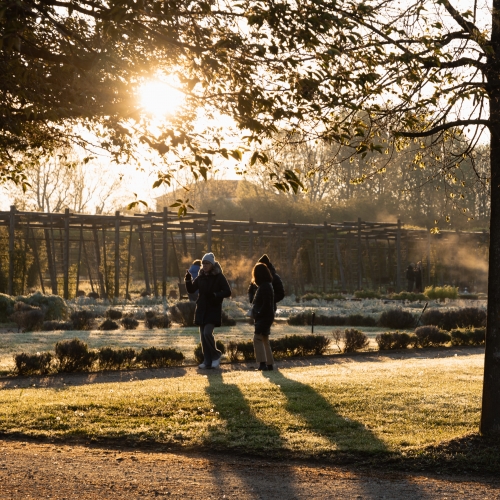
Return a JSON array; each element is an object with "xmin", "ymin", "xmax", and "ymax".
[
  {"xmin": 201, "ymin": 252, "xmax": 216, "ymax": 265},
  {"xmin": 258, "ymin": 254, "xmax": 270, "ymax": 266}
]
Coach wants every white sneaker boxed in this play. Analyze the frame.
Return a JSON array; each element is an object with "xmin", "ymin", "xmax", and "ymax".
[
  {"xmin": 198, "ymin": 363, "xmax": 208, "ymax": 369},
  {"xmin": 212, "ymin": 357, "xmax": 221, "ymax": 368}
]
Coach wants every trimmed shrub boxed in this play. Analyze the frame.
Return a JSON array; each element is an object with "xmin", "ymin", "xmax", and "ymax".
[
  {"xmin": 17, "ymin": 292, "xmax": 67, "ymax": 320},
  {"xmin": 389, "ymin": 292, "xmax": 427, "ymax": 301},
  {"xmin": 237, "ymin": 341, "xmax": 256, "ymax": 361},
  {"xmin": 376, "ymin": 331, "xmax": 416, "ymax": 350},
  {"xmin": 226, "ymin": 341, "xmax": 239, "ymax": 363},
  {"xmin": 343, "ymin": 329, "xmax": 369, "ymax": 353},
  {"xmin": 98, "ymin": 319, "xmax": 120, "ymax": 330},
  {"xmin": 421, "ymin": 308, "xmax": 486, "ymax": 330},
  {"xmin": 346, "ymin": 314, "xmax": 377, "ymax": 327},
  {"xmin": 424, "ymin": 285, "xmax": 459, "ymax": 300},
  {"xmin": 169, "ymin": 301, "xmax": 196, "ymax": 327},
  {"xmin": 10, "ymin": 302, "xmax": 45, "ymax": 332},
  {"xmin": 415, "ymin": 326, "xmax": 451, "ymax": 347},
  {"xmin": 121, "ymin": 317, "xmax": 139, "ymax": 330},
  {"xmin": 87, "ymin": 292, "xmax": 100, "ymax": 299},
  {"xmin": 300, "ymin": 292, "xmax": 322, "ymax": 302},
  {"xmin": 194, "ymin": 343, "xmax": 204, "ymax": 364},
  {"xmin": 14, "ymin": 351, "xmax": 53, "ymax": 376},
  {"xmin": 145, "ymin": 311, "xmax": 171, "ymax": 329},
  {"xmin": 0, "ymin": 293, "xmax": 15, "ymax": 322},
  {"xmin": 450, "ymin": 328, "xmax": 486, "ymax": 346},
  {"xmin": 216, "ymin": 340, "xmax": 226, "ymax": 354},
  {"xmin": 221, "ymin": 311, "xmax": 236, "ymax": 326},
  {"xmin": 106, "ymin": 309, "xmax": 123, "ymax": 320},
  {"xmin": 41, "ymin": 320, "xmax": 74, "ymax": 331},
  {"xmin": 375, "ymin": 332, "xmax": 393, "ymax": 350},
  {"xmin": 55, "ymin": 338, "xmax": 96, "ymax": 372},
  {"xmin": 136, "ymin": 347, "xmax": 184, "ymax": 368},
  {"xmin": 354, "ymin": 290, "xmax": 381, "ymax": 299},
  {"xmin": 287, "ymin": 311, "xmax": 349, "ymax": 326},
  {"xmin": 70, "ymin": 310, "xmax": 95, "ymax": 330},
  {"xmin": 98, "ymin": 347, "xmax": 137, "ymax": 370},
  {"xmin": 378, "ymin": 308, "xmax": 416, "ymax": 329}
]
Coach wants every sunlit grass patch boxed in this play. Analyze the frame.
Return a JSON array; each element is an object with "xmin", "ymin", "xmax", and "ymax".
[{"xmin": 0, "ymin": 352, "xmax": 483, "ymax": 458}]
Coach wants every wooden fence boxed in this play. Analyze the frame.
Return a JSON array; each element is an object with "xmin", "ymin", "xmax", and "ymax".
[{"xmin": 0, "ymin": 206, "xmax": 489, "ymax": 298}]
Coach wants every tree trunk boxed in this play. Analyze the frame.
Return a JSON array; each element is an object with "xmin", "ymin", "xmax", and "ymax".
[{"xmin": 481, "ymin": 56, "xmax": 500, "ymax": 432}]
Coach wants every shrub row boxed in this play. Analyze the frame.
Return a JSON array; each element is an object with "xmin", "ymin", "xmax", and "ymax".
[
  {"xmin": 202, "ymin": 334, "xmax": 332, "ymax": 363},
  {"xmin": 374, "ymin": 326, "xmax": 486, "ymax": 349},
  {"xmin": 13, "ymin": 338, "xmax": 185, "ymax": 375},
  {"xmin": 288, "ymin": 311, "xmax": 377, "ymax": 327},
  {"xmin": 421, "ymin": 307, "xmax": 486, "ymax": 330},
  {"xmin": 297, "ymin": 292, "xmax": 344, "ymax": 302}
]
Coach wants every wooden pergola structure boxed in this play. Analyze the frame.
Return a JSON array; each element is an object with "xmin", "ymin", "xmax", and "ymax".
[{"xmin": 0, "ymin": 206, "xmax": 489, "ymax": 298}]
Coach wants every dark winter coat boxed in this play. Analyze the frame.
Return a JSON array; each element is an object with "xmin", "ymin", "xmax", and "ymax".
[
  {"xmin": 248, "ymin": 262, "xmax": 285, "ymax": 309},
  {"xmin": 185, "ymin": 262, "xmax": 231, "ymax": 327},
  {"xmin": 251, "ymin": 281, "xmax": 275, "ymax": 335}
]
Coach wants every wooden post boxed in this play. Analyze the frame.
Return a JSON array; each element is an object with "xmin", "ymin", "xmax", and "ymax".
[
  {"xmin": 248, "ymin": 218, "xmax": 254, "ymax": 258},
  {"xmin": 76, "ymin": 225, "xmax": 83, "ymax": 295},
  {"xmin": 138, "ymin": 223, "xmax": 151, "ymax": 295},
  {"xmin": 180, "ymin": 223, "xmax": 188, "ymax": 256},
  {"xmin": 334, "ymin": 229, "xmax": 346, "ymax": 290},
  {"xmin": 82, "ymin": 238, "xmax": 95, "ymax": 294},
  {"xmin": 323, "ymin": 222, "xmax": 328, "ymax": 292},
  {"xmin": 193, "ymin": 227, "xmax": 199, "ymax": 257},
  {"xmin": 207, "ymin": 210, "xmax": 212, "ymax": 252},
  {"xmin": 114, "ymin": 211, "xmax": 120, "ymax": 299},
  {"xmin": 21, "ymin": 221, "xmax": 29, "ymax": 295},
  {"xmin": 427, "ymin": 231, "xmax": 431, "ymax": 287},
  {"xmin": 366, "ymin": 235, "xmax": 375, "ymax": 289},
  {"xmin": 125, "ymin": 224, "xmax": 133, "ymax": 299},
  {"xmin": 102, "ymin": 226, "xmax": 109, "ymax": 298},
  {"xmin": 150, "ymin": 223, "xmax": 158, "ymax": 297},
  {"xmin": 170, "ymin": 231, "xmax": 182, "ymax": 282},
  {"xmin": 8, "ymin": 206, "xmax": 15, "ymax": 295},
  {"xmin": 63, "ymin": 208, "xmax": 70, "ymax": 299},
  {"xmin": 396, "ymin": 219, "xmax": 402, "ymax": 292},
  {"xmin": 287, "ymin": 221, "xmax": 293, "ymax": 293},
  {"xmin": 49, "ymin": 215, "xmax": 58, "ymax": 294},
  {"xmin": 357, "ymin": 218, "xmax": 363, "ymax": 290},
  {"xmin": 93, "ymin": 225, "xmax": 106, "ymax": 299},
  {"xmin": 162, "ymin": 207, "xmax": 168, "ymax": 298},
  {"xmin": 44, "ymin": 216, "xmax": 57, "ymax": 294},
  {"xmin": 30, "ymin": 228, "xmax": 45, "ymax": 294}
]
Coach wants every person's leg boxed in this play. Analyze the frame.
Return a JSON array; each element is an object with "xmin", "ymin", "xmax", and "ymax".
[
  {"xmin": 202, "ymin": 323, "xmax": 220, "ymax": 366},
  {"xmin": 253, "ymin": 333, "xmax": 267, "ymax": 369},
  {"xmin": 262, "ymin": 335, "xmax": 274, "ymax": 368},
  {"xmin": 199, "ymin": 325, "xmax": 210, "ymax": 367}
]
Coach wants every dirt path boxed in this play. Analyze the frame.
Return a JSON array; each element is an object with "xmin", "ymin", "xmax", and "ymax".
[{"xmin": 1, "ymin": 439, "xmax": 499, "ymax": 499}]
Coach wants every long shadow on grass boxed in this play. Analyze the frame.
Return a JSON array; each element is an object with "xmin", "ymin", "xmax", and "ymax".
[
  {"xmin": 205, "ymin": 371, "xmax": 301, "ymax": 499},
  {"xmin": 263, "ymin": 369, "xmax": 388, "ymax": 455}
]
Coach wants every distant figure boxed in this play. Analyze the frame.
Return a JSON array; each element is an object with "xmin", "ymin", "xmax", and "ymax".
[
  {"xmin": 250, "ymin": 263, "xmax": 275, "ymax": 371},
  {"xmin": 406, "ymin": 264, "xmax": 415, "ymax": 292},
  {"xmin": 187, "ymin": 259, "xmax": 202, "ymax": 302},
  {"xmin": 248, "ymin": 254, "xmax": 285, "ymax": 311},
  {"xmin": 185, "ymin": 252, "xmax": 231, "ymax": 369},
  {"xmin": 414, "ymin": 261, "xmax": 423, "ymax": 293}
]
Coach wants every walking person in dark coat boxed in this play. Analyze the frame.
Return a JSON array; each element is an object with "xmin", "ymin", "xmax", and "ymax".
[
  {"xmin": 248, "ymin": 254, "xmax": 285, "ymax": 311},
  {"xmin": 185, "ymin": 252, "xmax": 231, "ymax": 369},
  {"xmin": 251, "ymin": 263, "xmax": 275, "ymax": 371},
  {"xmin": 406, "ymin": 264, "xmax": 415, "ymax": 292},
  {"xmin": 414, "ymin": 261, "xmax": 423, "ymax": 293}
]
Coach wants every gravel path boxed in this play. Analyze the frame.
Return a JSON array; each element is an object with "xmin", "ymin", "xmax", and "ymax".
[{"xmin": 1, "ymin": 439, "xmax": 499, "ymax": 499}]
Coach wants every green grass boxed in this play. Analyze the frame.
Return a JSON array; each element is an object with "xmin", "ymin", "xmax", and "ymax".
[{"xmin": 0, "ymin": 352, "xmax": 483, "ymax": 460}]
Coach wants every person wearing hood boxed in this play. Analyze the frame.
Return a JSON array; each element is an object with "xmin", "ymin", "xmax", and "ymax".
[
  {"xmin": 185, "ymin": 252, "xmax": 231, "ymax": 369},
  {"xmin": 248, "ymin": 254, "xmax": 285, "ymax": 310},
  {"xmin": 250, "ymin": 262, "xmax": 275, "ymax": 371},
  {"xmin": 187, "ymin": 259, "xmax": 202, "ymax": 302}
]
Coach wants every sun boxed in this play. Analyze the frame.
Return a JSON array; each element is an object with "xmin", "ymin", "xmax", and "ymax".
[{"xmin": 139, "ymin": 80, "xmax": 185, "ymax": 117}]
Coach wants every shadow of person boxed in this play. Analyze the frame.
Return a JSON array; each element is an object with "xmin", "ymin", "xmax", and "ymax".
[
  {"xmin": 263, "ymin": 369, "xmax": 388, "ymax": 454},
  {"xmin": 204, "ymin": 370, "xmax": 301, "ymax": 499}
]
